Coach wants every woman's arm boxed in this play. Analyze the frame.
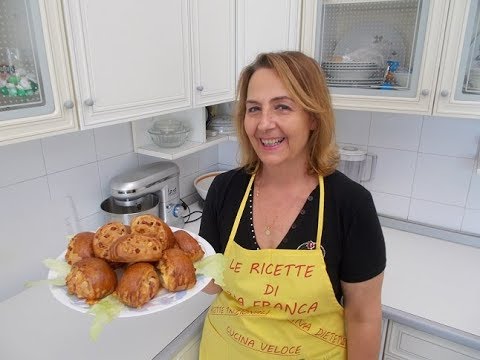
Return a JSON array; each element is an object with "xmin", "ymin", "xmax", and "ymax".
[
  {"xmin": 202, "ymin": 279, "xmax": 223, "ymax": 295},
  {"xmin": 341, "ymin": 272, "xmax": 384, "ymax": 360}
]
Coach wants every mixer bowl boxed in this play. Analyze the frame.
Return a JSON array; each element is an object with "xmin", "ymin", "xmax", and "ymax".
[{"xmin": 100, "ymin": 193, "xmax": 159, "ymax": 225}]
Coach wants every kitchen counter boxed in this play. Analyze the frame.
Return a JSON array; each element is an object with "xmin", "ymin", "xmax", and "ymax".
[{"xmin": 1, "ymin": 204, "xmax": 480, "ymax": 359}]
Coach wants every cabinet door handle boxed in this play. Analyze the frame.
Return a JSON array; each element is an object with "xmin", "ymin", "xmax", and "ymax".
[
  {"xmin": 420, "ymin": 89, "xmax": 430, "ymax": 96},
  {"xmin": 63, "ymin": 100, "xmax": 75, "ymax": 109},
  {"xmin": 440, "ymin": 89, "xmax": 449, "ymax": 97},
  {"xmin": 196, "ymin": 85, "xmax": 204, "ymax": 91},
  {"xmin": 84, "ymin": 98, "xmax": 94, "ymax": 106}
]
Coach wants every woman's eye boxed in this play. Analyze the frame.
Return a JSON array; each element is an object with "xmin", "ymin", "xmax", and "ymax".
[
  {"xmin": 275, "ymin": 104, "xmax": 291, "ymax": 111},
  {"xmin": 247, "ymin": 106, "xmax": 260, "ymax": 113}
]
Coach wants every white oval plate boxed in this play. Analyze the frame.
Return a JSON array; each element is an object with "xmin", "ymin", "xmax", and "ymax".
[{"xmin": 48, "ymin": 227, "xmax": 215, "ymax": 318}]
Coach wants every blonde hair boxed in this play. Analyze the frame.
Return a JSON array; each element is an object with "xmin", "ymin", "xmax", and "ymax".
[{"xmin": 235, "ymin": 51, "xmax": 339, "ymax": 176}]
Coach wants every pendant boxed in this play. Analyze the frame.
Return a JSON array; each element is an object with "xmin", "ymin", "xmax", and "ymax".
[{"xmin": 265, "ymin": 227, "xmax": 271, "ymax": 236}]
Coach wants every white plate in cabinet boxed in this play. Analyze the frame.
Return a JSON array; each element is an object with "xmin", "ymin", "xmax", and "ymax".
[{"xmin": 384, "ymin": 322, "xmax": 480, "ymax": 360}]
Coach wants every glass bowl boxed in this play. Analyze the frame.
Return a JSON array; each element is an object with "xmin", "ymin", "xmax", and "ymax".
[{"xmin": 148, "ymin": 119, "xmax": 190, "ymax": 148}]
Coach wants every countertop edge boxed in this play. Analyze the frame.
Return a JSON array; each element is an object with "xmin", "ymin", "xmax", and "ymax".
[{"xmin": 382, "ymin": 305, "xmax": 480, "ymax": 351}]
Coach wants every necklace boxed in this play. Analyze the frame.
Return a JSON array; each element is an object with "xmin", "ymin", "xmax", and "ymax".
[{"xmin": 254, "ymin": 183, "xmax": 278, "ymax": 236}]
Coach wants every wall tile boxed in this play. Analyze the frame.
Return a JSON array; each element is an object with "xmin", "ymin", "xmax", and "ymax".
[
  {"xmin": 218, "ymin": 141, "xmax": 240, "ymax": 166},
  {"xmin": 412, "ymin": 154, "xmax": 473, "ymax": 206},
  {"xmin": 0, "ymin": 140, "xmax": 45, "ymax": 187},
  {"xmin": 466, "ymin": 174, "xmax": 480, "ymax": 209},
  {"xmin": 42, "ymin": 130, "xmax": 96, "ymax": 173},
  {"xmin": 180, "ymin": 172, "xmax": 198, "ymax": 198},
  {"xmin": 334, "ymin": 110, "xmax": 371, "ymax": 146},
  {"xmin": 94, "ymin": 123, "xmax": 134, "ymax": 160},
  {"xmin": 365, "ymin": 147, "xmax": 417, "ymax": 197},
  {"xmin": 175, "ymin": 153, "xmax": 199, "ymax": 177},
  {"xmin": 0, "ymin": 177, "xmax": 67, "ymax": 301},
  {"xmin": 462, "ymin": 209, "xmax": 480, "ymax": 234},
  {"xmin": 369, "ymin": 112, "xmax": 422, "ymax": 151},
  {"xmin": 419, "ymin": 116, "xmax": 480, "ymax": 158},
  {"xmin": 408, "ymin": 199, "xmax": 464, "ymax": 230},
  {"xmin": 79, "ymin": 212, "xmax": 106, "ymax": 232},
  {"xmin": 97, "ymin": 153, "xmax": 139, "ymax": 199},
  {"xmin": 47, "ymin": 163, "xmax": 102, "ymax": 219},
  {"xmin": 138, "ymin": 154, "xmax": 161, "ymax": 166},
  {"xmin": 371, "ymin": 191, "xmax": 410, "ymax": 219},
  {"xmin": 198, "ymin": 145, "xmax": 219, "ymax": 170}
]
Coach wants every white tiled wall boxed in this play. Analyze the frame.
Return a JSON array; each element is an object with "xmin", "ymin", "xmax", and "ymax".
[
  {"xmin": 0, "ymin": 122, "xmax": 218, "ymax": 301},
  {"xmin": 335, "ymin": 110, "xmax": 480, "ymax": 236}
]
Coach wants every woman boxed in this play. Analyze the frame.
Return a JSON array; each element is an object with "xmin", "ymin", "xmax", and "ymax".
[{"xmin": 199, "ymin": 51, "xmax": 386, "ymax": 359}]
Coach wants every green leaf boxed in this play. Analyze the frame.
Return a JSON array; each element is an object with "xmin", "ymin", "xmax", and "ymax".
[
  {"xmin": 195, "ymin": 253, "xmax": 226, "ymax": 287},
  {"xmin": 42, "ymin": 258, "xmax": 71, "ymax": 278},
  {"xmin": 88, "ymin": 295, "xmax": 125, "ymax": 341}
]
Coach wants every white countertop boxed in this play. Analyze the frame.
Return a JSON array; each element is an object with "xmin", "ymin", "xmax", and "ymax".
[{"xmin": 1, "ymin": 205, "xmax": 479, "ymax": 359}]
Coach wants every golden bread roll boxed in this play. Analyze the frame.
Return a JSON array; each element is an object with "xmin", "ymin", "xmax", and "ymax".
[
  {"xmin": 93, "ymin": 222, "xmax": 130, "ymax": 260},
  {"xmin": 157, "ymin": 248, "xmax": 196, "ymax": 292},
  {"xmin": 66, "ymin": 257, "xmax": 117, "ymax": 304},
  {"xmin": 65, "ymin": 232, "xmax": 95, "ymax": 265},
  {"xmin": 108, "ymin": 233, "xmax": 167, "ymax": 263},
  {"xmin": 130, "ymin": 214, "xmax": 176, "ymax": 249},
  {"xmin": 116, "ymin": 262, "xmax": 161, "ymax": 308},
  {"xmin": 173, "ymin": 230, "xmax": 205, "ymax": 262}
]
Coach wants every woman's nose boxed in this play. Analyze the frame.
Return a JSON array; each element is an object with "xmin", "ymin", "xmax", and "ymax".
[{"xmin": 258, "ymin": 109, "xmax": 275, "ymax": 130}]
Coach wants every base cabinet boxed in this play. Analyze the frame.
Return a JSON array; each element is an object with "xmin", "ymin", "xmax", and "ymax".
[
  {"xmin": 172, "ymin": 333, "xmax": 201, "ymax": 360},
  {"xmin": 383, "ymin": 322, "xmax": 480, "ymax": 360}
]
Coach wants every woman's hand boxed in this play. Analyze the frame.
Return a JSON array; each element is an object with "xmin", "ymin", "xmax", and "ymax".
[
  {"xmin": 202, "ymin": 279, "xmax": 223, "ymax": 295},
  {"xmin": 341, "ymin": 272, "xmax": 384, "ymax": 360}
]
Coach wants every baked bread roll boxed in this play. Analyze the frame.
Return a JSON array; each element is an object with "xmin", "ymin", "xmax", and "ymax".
[
  {"xmin": 157, "ymin": 248, "xmax": 196, "ymax": 292},
  {"xmin": 93, "ymin": 222, "xmax": 130, "ymax": 260},
  {"xmin": 108, "ymin": 233, "xmax": 167, "ymax": 263},
  {"xmin": 66, "ymin": 257, "xmax": 117, "ymax": 304},
  {"xmin": 65, "ymin": 232, "xmax": 95, "ymax": 265},
  {"xmin": 173, "ymin": 230, "xmax": 205, "ymax": 262},
  {"xmin": 116, "ymin": 262, "xmax": 161, "ymax": 308},
  {"xmin": 130, "ymin": 214, "xmax": 176, "ymax": 249}
]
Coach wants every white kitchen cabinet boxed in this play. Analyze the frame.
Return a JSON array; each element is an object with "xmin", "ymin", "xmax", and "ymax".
[
  {"xmin": 384, "ymin": 321, "xmax": 480, "ymax": 360},
  {"xmin": 433, "ymin": 0, "xmax": 480, "ymax": 119},
  {"xmin": 236, "ymin": 0, "xmax": 302, "ymax": 77},
  {"xmin": 191, "ymin": 0, "xmax": 236, "ymax": 107},
  {"xmin": 301, "ymin": 0, "xmax": 480, "ymax": 119},
  {"xmin": 0, "ymin": 0, "xmax": 77, "ymax": 146},
  {"xmin": 171, "ymin": 333, "xmax": 201, "ymax": 360},
  {"xmin": 63, "ymin": 0, "xmax": 192, "ymax": 129},
  {"xmin": 63, "ymin": 0, "xmax": 236, "ymax": 129}
]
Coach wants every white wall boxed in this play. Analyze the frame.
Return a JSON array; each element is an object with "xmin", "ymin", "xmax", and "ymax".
[
  {"xmin": 0, "ymin": 122, "xmax": 218, "ymax": 301},
  {"xmin": 218, "ymin": 111, "xmax": 480, "ymax": 237}
]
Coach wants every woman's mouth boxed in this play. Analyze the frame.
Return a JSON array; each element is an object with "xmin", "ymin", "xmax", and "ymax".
[{"xmin": 260, "ymin": 137, "xmax": 285, "ymax": 147}]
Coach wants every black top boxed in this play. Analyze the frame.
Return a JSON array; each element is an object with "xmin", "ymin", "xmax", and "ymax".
[{"xmin": 199, "ymin": 168, "xmax": 386, "ymax": 303}]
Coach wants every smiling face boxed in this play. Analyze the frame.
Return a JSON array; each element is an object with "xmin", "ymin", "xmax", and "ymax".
[{"xmin": 244, "ymin": 68, "xmax": 315, "ymax": 169}]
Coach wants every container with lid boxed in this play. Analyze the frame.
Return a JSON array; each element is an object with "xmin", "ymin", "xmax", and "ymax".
[
  {"xmin": 148, "ymin": 119, "xmax": 190, "ymax": 148},
  {"xmin": 337, "ymin": 146, "xmax": 377, "ymax": 183}
]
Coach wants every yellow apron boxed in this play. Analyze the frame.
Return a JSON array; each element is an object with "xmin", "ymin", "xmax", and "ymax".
[{"xmin": 199, "ymin": 175, "xmax": 347, "ymax": 359}]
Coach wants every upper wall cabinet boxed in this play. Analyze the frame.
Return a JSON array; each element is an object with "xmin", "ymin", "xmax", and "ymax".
[
  {"xmin": 191, "ymin": 0, "xmax": 236, "ymax": 107},
  {"xmin": 0, "ymin": 0, "xmax": 77, "ymax": 146},
  {"xmin": 63, "ymin": 0, "xmax": 235, "ymax": 129},
  {"xmin": 434, "ymin": 0, "xmax": 480, "ymax": 118},
  {"xmin": 237, "ymin": 0, "xmax": 301, "ymax": 77},
  {"xmin": 302, "ymin": 0, "xmax": 480, "ymax": 119}
]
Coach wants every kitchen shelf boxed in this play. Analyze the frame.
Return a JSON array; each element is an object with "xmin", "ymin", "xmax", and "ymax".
[{"xmin": 136, "ymin": 134, "xmax": 230, "ymax": 160}]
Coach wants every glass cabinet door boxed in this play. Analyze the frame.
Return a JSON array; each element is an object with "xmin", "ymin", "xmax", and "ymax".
[
  {"xmin": 0, "ymin": 0, "xmax": 54, "ymax": 121},
  {"xmin": 453, "ymin": 0, "xmax": 480, "ymax": 100},
  {"xmin": 314, "ymin": 0, "xmax": 430, "ymax": 99}
]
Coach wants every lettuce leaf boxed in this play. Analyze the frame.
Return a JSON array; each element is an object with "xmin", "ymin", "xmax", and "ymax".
[
  {"xmin": 25, "ymin": 258, "xmax": 71, "ymax": 288},
  {"xmin": 195, "ymin": 253, "xmax": 226, "ymax": 287},
  {"xmin": 88, "ymin": 295, "xmax": 125, "ymax": 341}
]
